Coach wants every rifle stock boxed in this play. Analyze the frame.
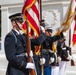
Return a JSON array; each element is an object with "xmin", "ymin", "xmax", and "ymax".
[
  {"xmin": 71, "ymin": 60, "xmax": 75, "ymax": 66},
  {"xmin": 26, "ymin": 19, "xmax": 36, "ymax": 75}
]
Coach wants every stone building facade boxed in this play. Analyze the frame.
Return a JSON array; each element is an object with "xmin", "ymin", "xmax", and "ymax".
[{"xmin": 0, "ymin": 0, "xmax": 76, "ymax": 75}]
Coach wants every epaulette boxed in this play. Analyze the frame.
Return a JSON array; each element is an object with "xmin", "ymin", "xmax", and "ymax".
[
  {"xmin": 9, "ymin": 31, "xmax": 17, "ymax": 44},
  {"xmin": 9, "ymin": 31, "xmax": 13, "ymax": 35}
]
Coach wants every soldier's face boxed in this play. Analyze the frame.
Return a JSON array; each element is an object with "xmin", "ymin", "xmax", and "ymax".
[
  {"xmin": 49, "ymin": 32, "xmax": 52, "ymax": 36},
  {"xmin": 16, "ymin": 21, "xmax": 23, "ymax": 30},
  {"xmin": 45, "ymin": 31, "xmax": 52, "ymax": 36},
  {"xmin": 45, "ymin": 31, "xmax": 49, "ymax": 36},
  {"xmin": 11, "ymin": 21, "xmax": 16, "ymax": 28},
  {"xmin": 11, "ymin": 20, "xmax": 23, "ymax": 30}
]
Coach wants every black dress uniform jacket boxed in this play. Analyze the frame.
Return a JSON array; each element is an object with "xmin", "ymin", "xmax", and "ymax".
[
  {"xmin": 42, "ymin": 35, "xmax": 61, "ymax": 67},
  {"xmin": 57, "ymin": 39, "xmax": 69, "ymax": 61},
  {"xmin": 4, "ymin": 29, "xmax": 46, "ymax": 75}
]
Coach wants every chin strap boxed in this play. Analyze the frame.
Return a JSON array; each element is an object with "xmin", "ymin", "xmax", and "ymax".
[{"xmin": 15, "ymin": 20, "xmax": 21, "ymax": 30}]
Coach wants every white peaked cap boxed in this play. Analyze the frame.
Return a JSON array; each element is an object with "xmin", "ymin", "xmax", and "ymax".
[
  {"xmin": 63, "ymin": 32, "xmax": 67, "ymax": 37},
  {"xmin": 45, "ymin": 25, "xmax": 52, "ymax": 30}
]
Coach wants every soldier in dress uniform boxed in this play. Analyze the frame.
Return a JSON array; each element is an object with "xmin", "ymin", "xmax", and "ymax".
[
  {"xmin": 40, "ymin": 26, "xmax": 64, "ymax": 75},
  {"xmin": 45, "ymin": 29, "xmax": 61, "ymax": 75},
  {"xmin": 4, "ymin": 13, "xmax": 46, "ymax": 75},
  {"xmin": 42, "ymin": 28, "xmax": 54, "ymax": 75},
  {"xmin": 57, "ymin": 32, "xmax": 71, "ymax": 75}
]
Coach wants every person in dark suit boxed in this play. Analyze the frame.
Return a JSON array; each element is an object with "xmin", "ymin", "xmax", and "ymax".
[{"xmin": 4, "ymin": 13, "xmax": 46, "ymax": 75}]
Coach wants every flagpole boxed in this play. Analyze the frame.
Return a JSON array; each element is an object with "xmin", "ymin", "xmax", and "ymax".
[
  {"xmin": 69, "ymin": 28, "xmax": 75, "ymax": 66},
  {"xmin": 25, "ymin": 18, "xmax": 37, "ymax": 75},
  {"xmin": 39, "ymin": 1, "xmax": 44, "ymax": 75},
  {"xmin": 40, "ymin": 0, "xmax": 42, "ymax": 21}
]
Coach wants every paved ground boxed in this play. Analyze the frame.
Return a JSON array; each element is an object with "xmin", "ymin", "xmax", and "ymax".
[
  {"xmin": 0, "ymin": 53, "xmax": 76, "ymax": 75},
  {"xmin": 0, "ymin": 63, "xmax": 76, "ymax": 75}
]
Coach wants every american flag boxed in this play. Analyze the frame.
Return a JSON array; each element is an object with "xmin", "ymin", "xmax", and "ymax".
[
  {"xmin": 22, "ymin": 0, "xmax": 41, "ymax": 55},
  {"xmin": 22, "ymin": 0, "xmax": 40, "ymax": 37}
]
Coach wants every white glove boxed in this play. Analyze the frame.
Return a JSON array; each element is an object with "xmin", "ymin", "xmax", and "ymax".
[
  {"xmin": 29, "ymin": 50, "xmax": 33, "ymax": 57},
  {"xmin": 50, "ymin": 57, "xmax": 54, "ymax": 63},
  {"xmin": 67, "ymin": 51, "xmax": 72, "ymax": 60},
  {"xmin": 40, "ymin": 26, "xmax": 45, "ymax": 33},
  {"xmin": 26, "ymin": 62, "xmax": 35, "ymax": 69},
  {"xmin": 25, "ymin": 50, "xmax": 33, "ymax": 57},
  {"xmin": 57, "ymin": 56, "xmax": 61, "ymax": 62},
  {"xmin": 67, "ymin": 55, "xmax": 72, "ymax": 60},
  {"xmin": 40, "ymin": 58, "xmax": 46, "ymax": 65}
]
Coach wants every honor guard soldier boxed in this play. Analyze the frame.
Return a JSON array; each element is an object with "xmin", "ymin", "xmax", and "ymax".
[
  {"xmin": 57, "ymin": 32, "xmax": 71, "ymax": 75},
  {"xmin": 31, "ymin": 20, "xmax": 46, "ymax": 75},
  {"xmin": 40, "ymin": 26, "xmax": 63, "ymax": 75},
  {"xmin": 4, "ymin": 13, "xmax": 46, "ymax": 75}
]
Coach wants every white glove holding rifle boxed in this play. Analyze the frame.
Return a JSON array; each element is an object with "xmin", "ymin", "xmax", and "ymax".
[
  {"xmin": 26, "ymin": 62, "xmax": 35, "ymax": 70},
  {"xmin": 25, "ymin": 50, "xmax": 33, "ymax": 57},
  {"xmin": 57, "ymin": 56, "xmax": 61, "ymax": 62},
  {"xmin": 67, "ymin": 51, "xmax": 72, "ymax": 60},
  {"xmin": 40, "ymin": 58, "xmax": 46, "ymax": 65},
  {"xmin": 50, "ymin": 57, "xmax": 54, "ymax": 63}
]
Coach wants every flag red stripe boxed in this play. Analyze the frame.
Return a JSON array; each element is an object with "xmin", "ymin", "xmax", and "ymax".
[
  {"xmin": 72, "ymin": 15, "xmax": 76, "ymax": 46},
  {"xmin": 22, "ymin": 0, "xmax": 40, "ymax": 54},
  {"xmin": 25, "ymin": 11, "xmax": 40, "ymax": 35},
  {"xmin": 22, "ymin": 0, "xmax": 35, "ymax": 13},
  {"xmin": 72, "ymin": 34, "xmax": 76, "ymax": 41},
  {"xmin": 32, "ymin": 4, "xmax": 39, "ymax": 20}
]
